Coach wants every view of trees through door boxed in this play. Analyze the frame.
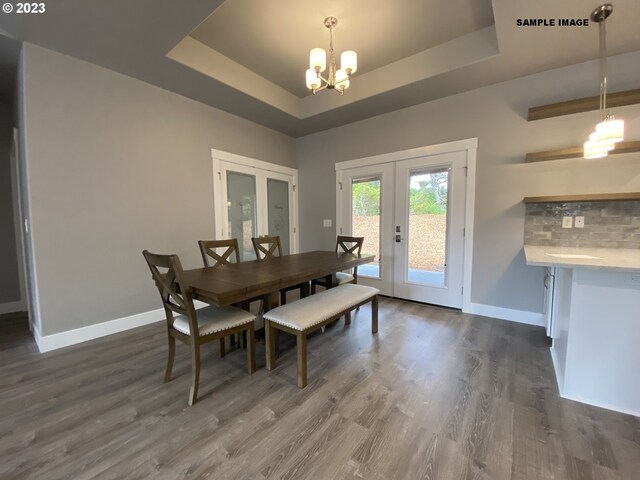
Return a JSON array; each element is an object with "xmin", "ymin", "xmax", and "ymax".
[{"xmin": 352, "ymin": 170, "xmax": 448, "ymax": 281}]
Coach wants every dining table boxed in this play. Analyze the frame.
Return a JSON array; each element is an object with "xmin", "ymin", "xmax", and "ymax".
[{"xmin": 181, "ymin": 250, "xmax": 375, "ymax": 311}]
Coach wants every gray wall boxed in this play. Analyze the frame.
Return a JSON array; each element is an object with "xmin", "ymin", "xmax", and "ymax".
[
  {"xmin": 20, "ymin": 44, "xmax": 296, "ymax": 335},
  {"xmin": 0, "ymin": 101, "xmax": 21, "ymax": 305},
  {"xmin": 296, "ymin": 51, "xmax": 640, "ymax": 313}
]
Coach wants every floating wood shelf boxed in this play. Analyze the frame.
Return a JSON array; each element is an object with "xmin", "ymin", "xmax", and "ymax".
[
  {"xmin": 523, "ymin": 193, "xmax": 640, "ymax": 204},
  {"xmin": 525, "ymin": 140, "xmax": 640, "ymax": 162},
  {"xmin": 527, "ymin": 88, "xmax": 640, "ymax": 121}
]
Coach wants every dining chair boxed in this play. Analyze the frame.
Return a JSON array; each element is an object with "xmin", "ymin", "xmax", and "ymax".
[
  {"xmin": 311, "ymin": 235, "xmax": 365, "ymax": 294},
  {"xmin": 198, "ymin": 239, "xmax": 240, "ymax": 267},
  {"xmin": 142, "ymin": 250, "xmax": 256, "ymax": 406},
  {"xmin": 251, "ymin": 236, "xmax": 309, "ymax": 305}
]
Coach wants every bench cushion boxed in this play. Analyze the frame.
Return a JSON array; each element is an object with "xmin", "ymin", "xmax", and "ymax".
[
  {"xmin": 173, "ymin": 306, "xmax": 255, "ymax": 337},
  {"xmin": 263, "ymin": 284, "xmax": 379, "ymax": 331}
]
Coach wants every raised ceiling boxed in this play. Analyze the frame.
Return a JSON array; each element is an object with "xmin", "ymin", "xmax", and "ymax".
[
  {"xmin": 0, "ymin": 0, "xmax": 639, "ymax": 137},
  {"xmin": 190, "ymin": 0, "xmax": 495, "ymax": 98}
]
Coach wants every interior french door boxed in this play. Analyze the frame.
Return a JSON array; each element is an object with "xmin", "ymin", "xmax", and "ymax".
[
  {"xmin": 216, "ymin": 160, "xmax": 296, "ymax": 261},
  {"xmin": 338, "ymin": 151, "xmax": 467, "ymax": 308}
]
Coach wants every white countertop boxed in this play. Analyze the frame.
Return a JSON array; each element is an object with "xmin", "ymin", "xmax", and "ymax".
[{"xmin": 524, "ymin": 245, "xmax": 640, "ymax": 272}]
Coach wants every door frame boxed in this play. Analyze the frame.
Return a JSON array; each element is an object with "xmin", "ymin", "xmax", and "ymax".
[
  {"xmin": 335, "ymin": 138, "xmax": 477, "ymax": 311},
  {"xmin": 211, "ymin": 149, "xmax": 299, "ymax": 253}
]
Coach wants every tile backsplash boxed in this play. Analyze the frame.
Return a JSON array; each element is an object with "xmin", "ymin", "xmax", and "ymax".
[{"xmin": 524, "ymin": 200, "xmax": 640, "ymax": 248}]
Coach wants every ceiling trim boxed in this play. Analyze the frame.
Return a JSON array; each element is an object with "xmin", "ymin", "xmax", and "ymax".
[{"xmin": 167, "ymin": 25, "xmax": 500, "ymax": 121}]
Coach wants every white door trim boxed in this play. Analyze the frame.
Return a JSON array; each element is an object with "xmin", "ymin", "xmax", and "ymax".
[
  {"xmin": 334, "ymin": 138, "xmax": 478, "ymax": 171},
  {"xmin": 211, "ymin": 149, "xmax": 299, "ymax": 254},
  {"xmin": 336, "ymin": 138, "xmax": 477, "ymax": 312}
]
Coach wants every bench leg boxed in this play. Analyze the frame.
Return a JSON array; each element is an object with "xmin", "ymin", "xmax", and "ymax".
[
  {"xmin": 265, "ymin": 320, "xmax": 276, "ymax": 371},
  {"xmin": 372, "ymin": 295, "xmax": 378, "ymax": 334},
  {"xmin": 345, "ymin": 311, "xmax": 351, "ymax": 325},
  {"xmin": 296, "ymin": 333, "xmax": 308, "ymax": 388},
  {"xmin": 246, "ymin": 324, "xmax": 256, "ymax": 374},
  {"xmin": 219, "ymin": 338, "xmax": 226, "ymax": 358}
]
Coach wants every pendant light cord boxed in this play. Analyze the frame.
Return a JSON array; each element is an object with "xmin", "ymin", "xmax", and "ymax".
[{"xmin": 599, "ymin": 11, "xmax": 608, "ymax": 113}]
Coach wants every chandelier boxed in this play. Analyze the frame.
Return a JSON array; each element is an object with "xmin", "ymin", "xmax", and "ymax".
[
  {"xmin": 305, "ymin": 17, "xmax": 357, "ymax": 95},
  {"xmin": 583, "ymin": 3, "xmax": 624, "ymax": 159}
]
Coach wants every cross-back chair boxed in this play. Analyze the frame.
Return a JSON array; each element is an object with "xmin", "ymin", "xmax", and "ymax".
[
  {"xmin": 198, "ymin": 239, "xmax": 240, "ymax": 267},
  {"xmin": 251, "ymin": 235, "xmax": 309, "ymax": 305},
  {"xmin": 311, "ymin": 235, "xmax": 365, "ymax": 294},
  {"xmin": 142, "ymin": 250, "xmax": 256, "ymax": 406}
]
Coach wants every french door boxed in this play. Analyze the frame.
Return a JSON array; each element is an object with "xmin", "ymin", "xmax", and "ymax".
[
  {"xmin": 338, "ymin": 151, "xmax": 467, "ymax": 308},
  {"xmin": 213, "ymin": 153, "xmax": 297, "ymax": 261}
]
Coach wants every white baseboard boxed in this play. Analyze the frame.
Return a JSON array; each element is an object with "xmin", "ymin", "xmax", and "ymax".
[
  {"xmin": 35, "ymin": 308, "xmax": 164, "ymax": 353},
  {"xmin": 560, "ymin": 391, "xmax": 640, "ymax": 418},
  {"xmin": 463, "ymin": 302, "xmax": 544, "ymax": 327},
  {"xmin": 33, "ymin": 300, "xmax": 211, "ymax": 353},
  {"xmin": 0, "ymin": 300, "xmax": 27, "ymax": 315}
]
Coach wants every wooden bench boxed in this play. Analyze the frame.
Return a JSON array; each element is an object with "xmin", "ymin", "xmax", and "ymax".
[{"xmin": 263, "ymin": 283, "xmax": 379, "ymax": 388}]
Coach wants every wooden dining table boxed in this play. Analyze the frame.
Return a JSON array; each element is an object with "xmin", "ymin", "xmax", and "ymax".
[{"xmin": 181, "ymin": 250, "xmax": 374, "ymax": 310}]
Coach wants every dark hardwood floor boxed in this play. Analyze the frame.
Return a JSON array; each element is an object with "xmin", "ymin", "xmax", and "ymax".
[{"xmin": 1, "ymin": 300, "xmax": 638, "ymax": 479}]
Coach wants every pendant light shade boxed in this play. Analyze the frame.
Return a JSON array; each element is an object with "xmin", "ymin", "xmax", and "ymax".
[
  {"xmin": 595, "ymin": 117, "xmax": 624, "ymax": 144},
  {"xmin": 310, "ymin": 48, "xmax": 327, "ymax": 72},
  {"xmin": 341, "ymin": 50, "xmax": 357, "ymax": 74},
  {"xmin": 584, "ymin": 139, "xmax": 609, "ymax": 159},
  {"xmin": 306, "ymin": 68, "xmax": 321, "ymax": 90}
]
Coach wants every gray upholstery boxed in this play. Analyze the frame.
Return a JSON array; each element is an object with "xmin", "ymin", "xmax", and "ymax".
[
  {"xmin": 173, "ymin": 306, "xmax": 255, "ymax": 337},
  {"xmin": 263, "ymin": 284, "xmax": 379, "ymax": 331}
]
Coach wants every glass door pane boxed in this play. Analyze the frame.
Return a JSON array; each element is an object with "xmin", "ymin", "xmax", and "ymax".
[
  {"xmin": 407, "ymin": 168, "xmax": 450, "ymax": 286},
  {"xmin": 226, "ymin": 171, "xmax": 257, "ymax": 261},
  {"xmin": 266, "ymin": 178, "xmax": 290, "ymax": 254},
  {"xmin": 351, "ymin": 177, "xmax": 381, "ymax": 278}
]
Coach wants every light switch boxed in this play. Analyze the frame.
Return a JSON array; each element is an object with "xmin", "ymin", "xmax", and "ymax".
[
  {"xmin": 562, "ymin": 216, "xmax": 573, "ymax": 228},
  {"xmin": 575, "ymin": 216, "xmax": 585, "ymax": 228},
  {"xmin": 323, "ymin": 219, "xmax": 332, "ymax": 227}
]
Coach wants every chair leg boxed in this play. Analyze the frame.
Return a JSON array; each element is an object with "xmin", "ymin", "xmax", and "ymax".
[
  {"xmin": 188, "ymin": 343, "xmax": 201, "ymax": 406},
  {"xmin": 164, "ymin": 334, "xmax": 175, "ymax": 383},
  {"xmin": 219, "ymin": 338, "xmax": 226, "ymax": 358},
  {"xmin": 296, "ymin": 333, "xmax": 308, "ymax": 388},
  {"xmin": 345, "ymin": 311, "xmax": 351, "ymax": 326},
  {"xmin": 265, "ymin": 320, "xmax": 276, "ymax": 370},
  {"xmin": 246, "ymin": 324, "xmax": 256, "ymax": 374},
  {"xmin": 372, "ymin": 296, "xmax": 378, "ymax": 334}
]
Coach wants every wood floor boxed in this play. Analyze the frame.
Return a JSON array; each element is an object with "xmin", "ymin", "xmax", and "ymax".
[{"xmin": 1, "ymin": 300, "xmax": 639, "ymax": 480}]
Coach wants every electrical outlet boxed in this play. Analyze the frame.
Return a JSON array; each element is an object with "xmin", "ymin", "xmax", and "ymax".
[
  {"xmin": 323, "ymin": 219, "xmax": 332, "ymax": 227},
  {"xmin": 575, "ymin": 216, "xmax": 585, "ymax": 228},
  {"xmin": 562, "ymin": 216, "xmax": 573, "ymax": 228}
]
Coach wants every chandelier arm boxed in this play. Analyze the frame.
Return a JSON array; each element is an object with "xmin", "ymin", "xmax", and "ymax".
[{"xmin": 317, "ymin": 73, "xmax": 330, "ymax": 85}]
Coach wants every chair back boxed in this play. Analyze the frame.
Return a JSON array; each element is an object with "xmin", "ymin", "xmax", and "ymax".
[
  {"xmin": 252, "ymin": 236, "xmax": 283, "ymax": 260},
  {"xmin": 336, "ymin": 236, "xmax": 365, "ymax": 279},
  {"xmin": 142, "ymin": 250, "xmax": 199, "ymax": 335},
  {"xmin": 336, "ymin": 235, "xmax": 364, "ymax": 255},
  {"xmin": 198, "ymin": 239, "xmax": 240, "ymax": 267}
]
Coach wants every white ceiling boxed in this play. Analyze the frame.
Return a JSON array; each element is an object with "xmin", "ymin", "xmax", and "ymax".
[
  {"xmin": 1, "ymin": 0, "xmax": 639, "ymax": 136},
  {"xmin": 190, "ymin": 0, "xmax": 495, "ymax": 98}
]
